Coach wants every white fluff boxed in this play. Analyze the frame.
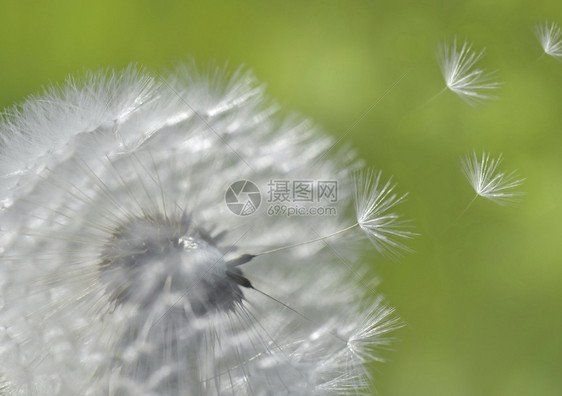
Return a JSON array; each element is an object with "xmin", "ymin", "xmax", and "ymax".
[
  {"xmin": 0, "ymin": 65, "xmax": 405, "ymax": 395},
  {"xmin": 536, "ymin": 21, "xmax": 562, "ymax": 61},
  {"xmin": 438, "ymin": 39, "xmax": 501, "ymax": 104},
  {"xmin": 354, "ymin": 169, "xmax": 413, "ymax": 256},
  {"xmin": 461, "ymin": 151, "xmax": 525, "ymax": 205}
]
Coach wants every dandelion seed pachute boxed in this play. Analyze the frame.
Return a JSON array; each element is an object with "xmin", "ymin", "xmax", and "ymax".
[
  {"xmin": 353, "ymin": 169, "xmax": 414, "ymax": 256},
  {"xmin": 461, "ymin": 150, "xmax": 525, "ymax": 205},
  {"xmin": 438, "ymin": 38, "xmax": 501, "ymax": 104},
  {"xmin": 536, "ymin": 21, "xmax": 562, "ymax": 61}
]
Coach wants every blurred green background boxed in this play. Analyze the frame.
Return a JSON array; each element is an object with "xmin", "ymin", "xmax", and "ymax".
[{"xmin": 1, "ymin": 1, "xmax": 561, "ymax": 395}]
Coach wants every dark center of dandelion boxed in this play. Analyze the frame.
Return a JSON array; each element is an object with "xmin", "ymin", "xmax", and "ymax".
[{"xmin": 100, "ymin": 214, "xmax": 250, "ymax": 316}]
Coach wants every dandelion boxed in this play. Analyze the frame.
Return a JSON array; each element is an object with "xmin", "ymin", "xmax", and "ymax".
[
  {"xmin": 438, "ymin": 39, "xmax": 501, "ymax": 104},
  {"xmin": 0, "ymin": 65, "xmax": 408, "ymax": 394},
  {"xmin": 461, "ymin": 150, "xmax": 525, "ymax": 205},
  {"xmin": 536, "ymin": 21, "xmax": 562, "ymax": 61}
]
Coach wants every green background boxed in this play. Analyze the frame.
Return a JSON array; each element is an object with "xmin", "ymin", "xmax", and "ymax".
[{"xmin": 1, "ymin": 1, "xmax": 561, "ymax": 395}]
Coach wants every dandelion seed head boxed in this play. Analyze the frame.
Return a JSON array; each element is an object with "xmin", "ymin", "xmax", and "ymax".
[
  {"xmin": 0, "ymin": 65, "xmax": 404, "ymax": 394},
  {"xmin": 461, "ymin": 151, "xmax": 525, "ymax": 205},
  {"xmin": 438, "ymin": 39, "xmax": 501, "ymax": 104},
  {"xmin": 99, "ymin": 213, "xmax": 246, "ymax": 316},
  {"xmin": 536, "ymin": 21, "xmax": 562, "ymax": 61}
]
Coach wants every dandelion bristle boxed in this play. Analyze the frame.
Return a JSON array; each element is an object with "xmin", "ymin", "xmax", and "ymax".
[
  {"xmin": 438, "ymin": 38, "xmax": 501, "ymax": 104},
  {"xmin": 461, "ymin": 151, "xmax": 525, "ymax": 205},
  {"xmin": 536, "ymin": 21, "xmax": 562, "ymax": 61},
  {"xmin": 354, "ymin": 169, "xmax": 414, "ymax": 256}
]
